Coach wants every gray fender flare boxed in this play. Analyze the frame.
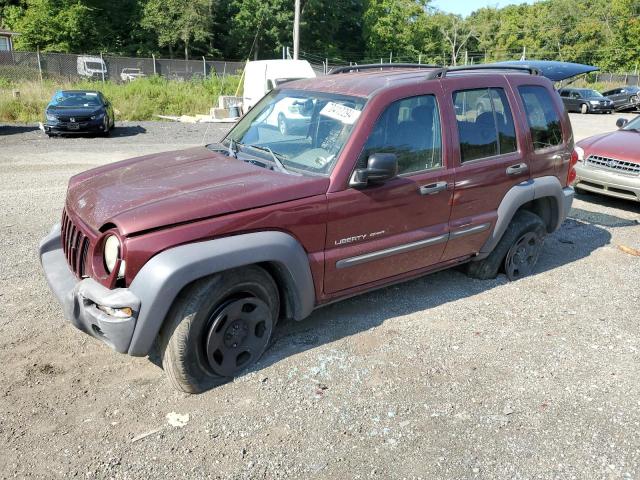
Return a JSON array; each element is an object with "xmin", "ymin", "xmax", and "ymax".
[
  {"xmin": 126, "ymin": 231, "xmax": 316, "ymax": 356},
  {"xmin": 476, "ymin": 176, "xmax": 571, "ymax": 259}
]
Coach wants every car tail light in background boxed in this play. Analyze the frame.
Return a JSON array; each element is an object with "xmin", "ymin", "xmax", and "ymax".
[{"xmin": 567, "ymin": 148, "xmax": 579, "ymax": 184}]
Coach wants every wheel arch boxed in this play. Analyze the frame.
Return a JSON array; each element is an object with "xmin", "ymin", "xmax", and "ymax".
[
  {"xmin": 126, "ymin": 231, "xmax": 316, "ymax": 356},
  {"xmin": 475, "ymin": 176, "xmax": 570, "ymax": 260}
]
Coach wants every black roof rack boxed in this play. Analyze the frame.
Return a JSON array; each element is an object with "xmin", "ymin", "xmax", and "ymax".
[
  {"xmin": 441, "ymin": 65, "xmax": 540, "ymax": 77},
  {"xmin": 329, "ymin": 63, "xmax": 440, "ymax": 75}
]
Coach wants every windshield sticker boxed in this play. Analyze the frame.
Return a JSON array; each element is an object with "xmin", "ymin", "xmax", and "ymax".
[{"xmin": 320, "ymin": 102, "xmax": 361, "ymax": 125}]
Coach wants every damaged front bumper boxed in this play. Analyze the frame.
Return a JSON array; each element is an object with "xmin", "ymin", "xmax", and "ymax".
[{"xmin": 39, "ymin": 224, "xmax": 140, "ymax": 353}]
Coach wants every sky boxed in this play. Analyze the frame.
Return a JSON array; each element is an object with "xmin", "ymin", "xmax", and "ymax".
[{"xmin": 432, "ymin": 0, "xmax": 536, "ymax": 17}]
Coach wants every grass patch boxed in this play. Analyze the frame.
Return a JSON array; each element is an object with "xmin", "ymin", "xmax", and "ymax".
[{"xmin": 0, "ymin": 75, "xmax": 242, "ymax": 123}]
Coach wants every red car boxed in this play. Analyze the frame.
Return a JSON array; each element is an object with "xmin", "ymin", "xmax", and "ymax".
[
  {"xmin": 40, "ymin": 64, "xmax": 576, "ymax": 393},
  {"xmin": 574, "ymin": 116, "xmax": 640, "ymax": 202}
]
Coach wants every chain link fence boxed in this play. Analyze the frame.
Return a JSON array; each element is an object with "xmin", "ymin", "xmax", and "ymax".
[{"xmin": 0, "ymin": 50, "xmax": 245, "ymax": 84}]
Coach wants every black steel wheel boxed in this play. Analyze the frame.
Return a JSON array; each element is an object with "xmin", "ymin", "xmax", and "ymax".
[
  {"xmin": 204, "ymin": 296, "xmax": 273, "ymax": 377},
  {"xmin": 466, "ymin": 210, "xmax": 546, "ymax": 281},
  {"xmin": 504, "ymin": 230, "xmax": 544, "ymax": 280},
  {"xmin": 158, "ymin": 266, "xmax": 279, "ymax": 393}
]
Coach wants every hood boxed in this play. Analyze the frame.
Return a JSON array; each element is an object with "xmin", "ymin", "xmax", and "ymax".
[
  {"xmin": 66, "ymin": 147, "xmax": 329, "ymax": 235},
  {"xmin": 496, "ymin": 60, "xmax": 599, "ymax": 82},
  {"xmin": 578, "ymin": 130, "xmax": 640, "ymax": 164}
]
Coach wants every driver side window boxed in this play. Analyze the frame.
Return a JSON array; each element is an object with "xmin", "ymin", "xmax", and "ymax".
[{"xmin": 357, "ymin": 95, "xmax": 442, "ymax": 175}]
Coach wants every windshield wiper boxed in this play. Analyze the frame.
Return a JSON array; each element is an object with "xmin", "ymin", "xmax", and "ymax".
[
  {"xmin": 227, "ymin": 137, "xmax": 240, "ymax": 159},
  {"xmin": 244, "ymin": 144, "xmax": 291, "ymax": 174}
]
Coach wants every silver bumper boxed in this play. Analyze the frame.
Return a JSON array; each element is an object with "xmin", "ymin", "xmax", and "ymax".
[
  {"xmin": 39, "ymin": 224, "xmax": 141, "ymax": 353},
  {"xmin": 574, "ymin": 164, "xmax": 640, "ymax": 202}
]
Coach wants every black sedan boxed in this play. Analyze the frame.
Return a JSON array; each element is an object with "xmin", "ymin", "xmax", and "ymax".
[
  {"xmin": 44, "ymin": 90, "xmax": 115, "ymax": 137},
  {"xmin": 558, "ymin": 88, "xmax": 614, "ymax": 114}
]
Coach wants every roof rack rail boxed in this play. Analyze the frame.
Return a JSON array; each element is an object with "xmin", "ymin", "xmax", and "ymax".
[
  {"xmin": 329, "ymin": 63, "xmax": 441, "ymax": 75},
  {"xmin": 441, "ymin": 64, "xmax": 540, "ymax": 77}
]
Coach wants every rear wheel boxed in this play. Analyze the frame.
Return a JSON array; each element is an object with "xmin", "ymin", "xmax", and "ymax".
[
  {"xmin": 466, "ymin": 210, "xmax": 546, "ymax": 281},
  {"xmin": 580, "ymin": 103, "xmax": 589, "ymax": 114},
  {"xmin": 159, "ymin": 266, "xmax": 279, "ymax": 393}
]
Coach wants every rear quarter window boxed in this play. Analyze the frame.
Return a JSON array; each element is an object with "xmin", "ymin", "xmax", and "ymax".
[{"xmin": 518, "ymin": 85, "xmax": 563, "ymax": 151}]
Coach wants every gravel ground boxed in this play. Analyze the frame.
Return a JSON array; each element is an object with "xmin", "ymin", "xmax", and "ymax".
[{"xmin": 1, "ymin": 115, "xmax": 639, "ymax": 479}]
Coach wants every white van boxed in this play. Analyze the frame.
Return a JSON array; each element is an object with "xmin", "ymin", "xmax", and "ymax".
[
  {"xmin": 77, "ymin": 56, "xmax": 108, "ymax": 79},
  {"xmin": 243, "ymin": 60, "xmax": 316, "ymax": 112}
]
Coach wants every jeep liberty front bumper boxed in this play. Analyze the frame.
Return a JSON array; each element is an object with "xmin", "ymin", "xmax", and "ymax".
[{"xmin": 39, "ymin": 224, "xmax": 140, "ymax": 353}]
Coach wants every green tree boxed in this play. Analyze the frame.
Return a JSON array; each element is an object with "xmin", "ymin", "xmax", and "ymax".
[
  {"xmin": 362, "ymin": 0, "xmax": 433, "ymax": 61},
  {"xmin": 142, "ymin": 0, "xmax": 212, "ymax": 59}
]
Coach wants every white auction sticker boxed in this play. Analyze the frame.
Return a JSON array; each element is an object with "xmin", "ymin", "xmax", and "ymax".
[{"xmin": 320, "ymin": 102, "xmax": 361, "ymax": 125}]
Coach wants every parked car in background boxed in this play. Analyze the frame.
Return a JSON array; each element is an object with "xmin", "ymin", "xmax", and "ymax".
[
  {"xmin": 573, "ymin": 115, "xmax": 640, "ymax": 202},
  {"xmin": 39, "ymin": 64, "xmax": 576, "ymax": 393},
  {"xmin": 601, "ymin": 86, "xmax": 640, "ymax": 111},
  {"xmin": 77, "ymin": 56, "xmax": 107, "ymax": 79},
  {"xmin": 43, "ymin": 90, "xmax": 115, "ymax": 137},
  {"xmin": 120, "ymin": 68, "xmax": 145, "ymax": 82},
  {"xmin": 558, "ymin": 88, "xmax": 614, "ymax": 114}
]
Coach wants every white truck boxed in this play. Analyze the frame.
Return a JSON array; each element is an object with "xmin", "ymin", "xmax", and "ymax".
[
  {"xmin": 242, "ymin": 60, "xmax": 316, "ymax": 112},
  {"xmin": 77, "ymin": 56, "xmax": 107, "ymax": 79}
]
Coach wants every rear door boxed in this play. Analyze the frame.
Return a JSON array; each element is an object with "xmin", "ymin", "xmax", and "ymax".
[
  {"xmin": 440, "ymin": 78, "xmax": 527, "ymax": 261},
  {"xmin": 324, "ymin": 92, "xmax": 454, "ymax": 293}
]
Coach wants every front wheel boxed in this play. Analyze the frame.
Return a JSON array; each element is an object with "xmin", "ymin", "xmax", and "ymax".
[
  {"xmin": 580, "ymin": 103, "xmax": 589, "ymax": 114},
  {"xmin": 466, "ymin": 210, "xmax": 546, "ymax": 281},
  {"xmin": 158, "ymin": 266, "xmax": 280, "ymax": 393}
]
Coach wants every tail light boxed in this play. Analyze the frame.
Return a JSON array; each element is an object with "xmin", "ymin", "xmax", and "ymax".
[{"xmin": 567, "ymin": 148, "xmax": 579, "ymax": 185}]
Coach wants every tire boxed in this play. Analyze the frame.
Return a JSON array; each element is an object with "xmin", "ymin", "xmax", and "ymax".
[
  {"xmin": 630, "ymin": 95, "xmax": 638, "ymax": 105},
  {"xmin": 277, "ymin": 113, "xmax": 288, "ymax": 135},
  {"xmin": 580, "ymin": 103, "xmax": 589, "ymax": 114},
  {"xmin": 101, "ymin": 116, "xmax": 111, "ymax": 137},
  {"xmin": 466, "ymin": 210, "xmax": 546, "ymax": 281},
  {"xmin": 158, "ymin": 266, "xmax": 280, "ymax": 393}
]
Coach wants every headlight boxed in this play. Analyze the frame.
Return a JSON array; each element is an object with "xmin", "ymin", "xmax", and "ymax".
[
  {"xmin": 46, "ymin": 113, "xmax": 57, "ymax": 122},
  {"xmin": 91, "ymin": 112, "xmax": 105, "ymax": 120},
  {"xmin": 589, "ymin": 100, "xmax": 599, "ymax": 105},
  {"xmin": 104, "ymin": 235, "xmax": 126, "ymax": 278},
  {"xmin": 575, "ymin": 146, "xmax": 585, "ymax": 162}
]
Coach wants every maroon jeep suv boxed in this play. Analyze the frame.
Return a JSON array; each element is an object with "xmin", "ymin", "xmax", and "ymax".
[{"xmin": 40, "ymin": 64, "xmax": 576, "ymax": 393}]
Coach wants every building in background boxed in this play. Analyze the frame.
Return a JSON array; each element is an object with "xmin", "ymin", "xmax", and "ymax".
[{"xmin": 0, "ymin": 29, "xmax": 18, "ymax": 51}]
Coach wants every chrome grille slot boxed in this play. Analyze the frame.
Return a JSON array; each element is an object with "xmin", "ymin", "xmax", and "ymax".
[
  {"xmin": 61, "ymin": 209, "xmax": 90, "ymax": 278},
  {"xmin": 586, "ymin": 155, "xmax": 640, "ymax": 176}
]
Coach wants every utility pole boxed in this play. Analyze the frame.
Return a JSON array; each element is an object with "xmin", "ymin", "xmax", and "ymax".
[{"xmin": 293, "ymin": 0, "xmax": 300, "ymax": 60}]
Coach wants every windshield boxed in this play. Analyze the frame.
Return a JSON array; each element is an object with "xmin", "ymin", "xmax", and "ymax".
[
  {"xmin": 622, "ymin": 115, "xmax": 640, "ymax": 131},
  {"xmin": 220, "ymin": 89, "xmax": 366, "ymax": 175},
  {"xmin": 86, "ymin": 62, "xmax": 105, "ymax": 71},
  {"xmin": 580, "ymin": 89, "xmax": 603, "ymax": 98},
  {"xmin": 50, "ymin": 92, "xmax": 103, "ymax": 108}
]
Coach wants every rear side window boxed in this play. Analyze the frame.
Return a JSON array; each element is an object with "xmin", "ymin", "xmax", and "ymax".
[
  {"xmin": 453, "ymin": 87, "xmax": 517, "ymax": 162},
  {"xmin": 518, "ymin": 85, "xmax": 563, "ymax": 150},
  {"xmin": 358, "ymin": 94, "xmax": 442, "ymax": 174}
]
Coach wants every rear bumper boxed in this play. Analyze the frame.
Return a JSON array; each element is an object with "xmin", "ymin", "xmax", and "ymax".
[
  {"xmin": 39, "ymin": 224, "xmax": 140, "ymax": 353},
  {"xmin": 574, "ymin": 164, "xmax": 640, "ymax": 202}
]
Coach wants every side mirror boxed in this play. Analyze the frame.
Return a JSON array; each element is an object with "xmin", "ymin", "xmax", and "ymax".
[
  {"xmin": 350, "ymin": 153, "xmax": 398, "ymax": 188},
  {"xmin": 616, "ymin": 118, "xmax": 628, "ymax": 129}
]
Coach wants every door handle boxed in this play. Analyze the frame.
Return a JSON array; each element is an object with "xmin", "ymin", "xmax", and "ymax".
[
  {"xmin": 506, "ymin": 163, "xmax": 529, "ymax": 176},
  {"xmin": 419, "ymin": 181, "xmax": 448, "ymax": 195}
]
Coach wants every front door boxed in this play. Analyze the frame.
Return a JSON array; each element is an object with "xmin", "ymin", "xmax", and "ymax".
[{"xmin": 324, "ymin": 94, "xmax": 453, "ymax": 294}]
